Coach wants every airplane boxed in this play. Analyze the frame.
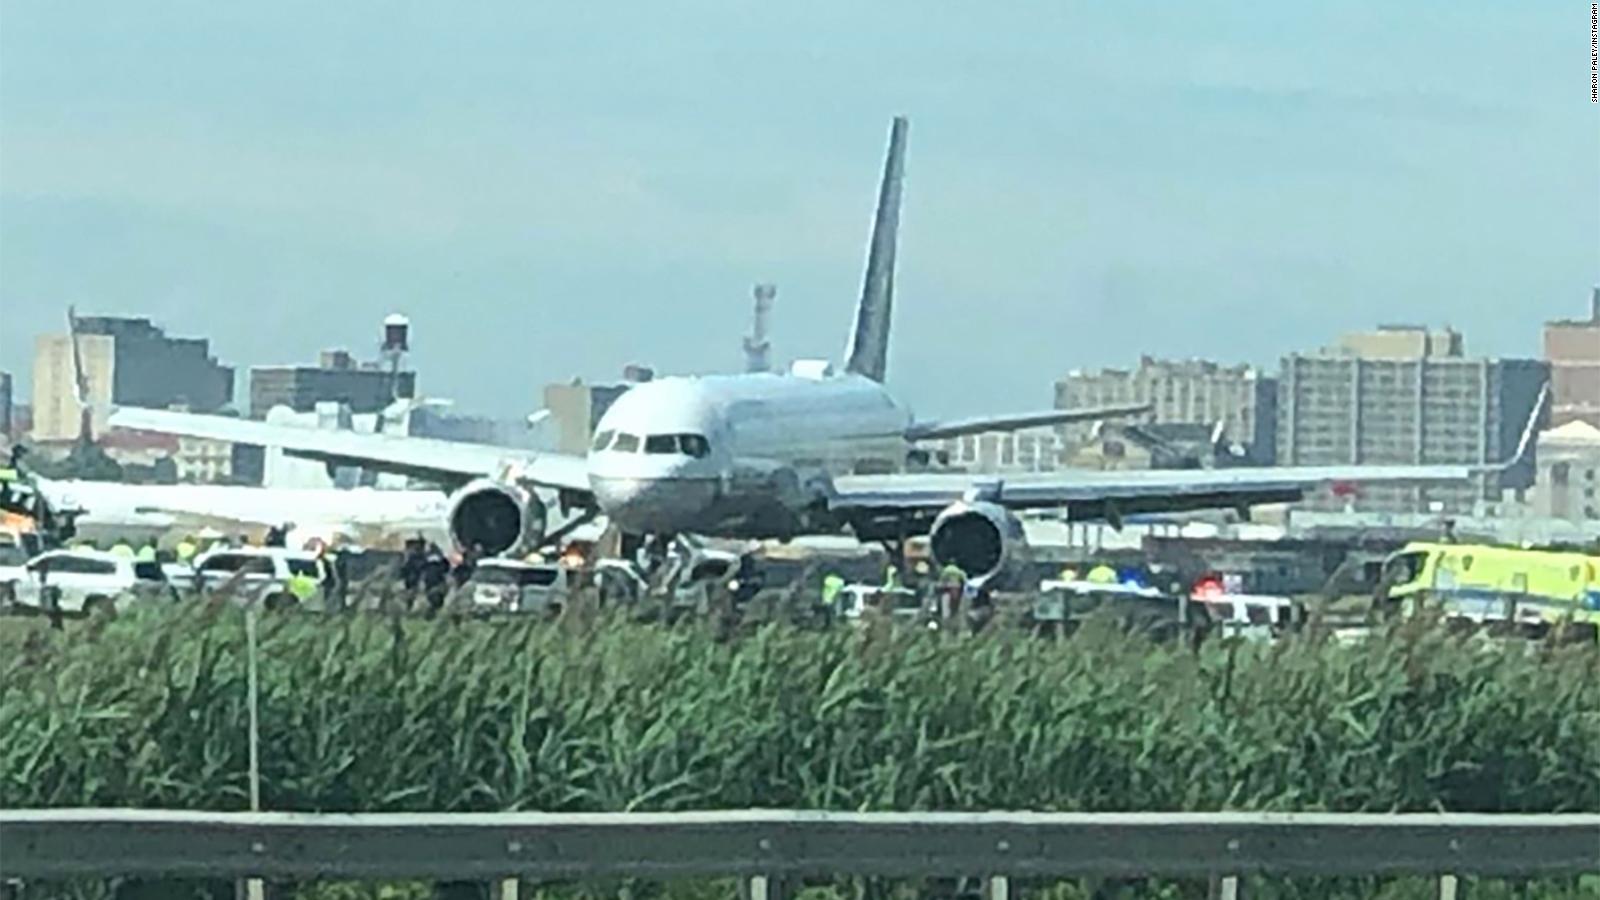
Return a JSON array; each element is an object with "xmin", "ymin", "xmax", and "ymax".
[
  {"xmin": 27, "ymin": 478, "xmax": 449, "ymax": 549},
  {"xmin": 109, "ymin": 116, "xmax": 1545, "ymax": 586},
  {"xmin": 7, "ymin": 309, "xmax": 449, "ymax": 550}
]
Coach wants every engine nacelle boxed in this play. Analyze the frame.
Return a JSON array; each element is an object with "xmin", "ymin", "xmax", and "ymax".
[
  {"xmin": 446, "ymin": 479, "xmax": 546, "ymax": 557},
  {"xmin": 928, "ymin": 501, "xmax": 1032, "ymax": 587}
]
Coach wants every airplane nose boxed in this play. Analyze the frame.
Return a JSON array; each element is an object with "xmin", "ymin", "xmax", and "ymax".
[{"xmin": 590, "ymin": 475, "xmax": 718, "ymax": 532}]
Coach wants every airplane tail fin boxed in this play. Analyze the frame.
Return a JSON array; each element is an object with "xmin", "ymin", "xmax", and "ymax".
[{"xmin": 843, "ymin": 116, "xmax": 909, "ymax": 383}]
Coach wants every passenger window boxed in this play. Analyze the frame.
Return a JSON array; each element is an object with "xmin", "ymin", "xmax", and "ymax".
[
  {"xmin": 680, "ymin": 434, "xmax": 710, "ymax": 458},
  {"xmin": 591, "ymin": 430, "xmax": 615, "ymax": 452},
  {"xmin": 612, "ymin": 433, "xmax": 640, "ymax": 453},
  {"xmin": 134, "ymin": 562, "xmax": 166, "ymax": 581},
  {"xmin": 201, "ymin": 555, "xmax": 245, "ymax": 573},
  {"xmin": 644, "ymin": 435, "xmax": 678, "ymax": 454}
]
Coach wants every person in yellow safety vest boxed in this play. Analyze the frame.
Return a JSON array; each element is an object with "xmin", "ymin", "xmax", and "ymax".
[
  {"xmin": 1059, "ymin": 566, "xmax": 1080, "ymax": 582},
  {"xmin": 1085, "ymin": 563, "xmax": 1118, "ymax": 584},
  {"xmin": 175, "ymin": 539, "xmax": 198, "ymax": 563},
  {"xmin": 135, "ymin": 544, "xmax": 157, "ymax": 562},
  {"xmin": 821, "ymin": 573, "xmax": 846, "ymax": 621},
  {"xmin": 939, "ymin": 563, "xmax": 966, "ymax": 586},
  {"xmin": 109, "ymin": 541, "xmax": 135, "ymax": 560},
  {"xmin": 286, "ymin": 568, "xmax": 320, "ymax": 603},
  {"xmin": 883, "ymin": 565, "xmax": 901, "ymax": 590}
]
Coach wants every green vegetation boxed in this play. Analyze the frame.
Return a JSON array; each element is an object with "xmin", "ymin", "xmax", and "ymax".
[
  {"xmin": 3, "ymin": 606, "xmax": 1596, "ymax": 815},
  {"xmin": 3, "ymin": 608, "xmax": 1597, "ymax": 898}
]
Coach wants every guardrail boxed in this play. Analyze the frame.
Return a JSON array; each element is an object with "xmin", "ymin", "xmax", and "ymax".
[{"xmin": 2, "ymin": 810, "xmax": 1597, "ymax": 899}]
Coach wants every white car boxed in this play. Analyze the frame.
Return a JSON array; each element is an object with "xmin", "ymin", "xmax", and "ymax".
[
  {"xmin": 466, "ymin": 559, "xmax": 571, "ymax": 614},
  {"xmin": 10, "ymin": 548, "xmax": 175, "ymax": 616},
  {"xmin": 0, "ymin": 532, "xmax": 39, "ymax": 609},
  {"xmin": 192, "ymin": 546, "xmax": 327, "ymax": 609}
]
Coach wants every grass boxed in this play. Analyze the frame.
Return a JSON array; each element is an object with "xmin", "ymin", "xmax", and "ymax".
[{"xmin": 2, "ymin": 605, "xmax": 1596, "ymax": 898}]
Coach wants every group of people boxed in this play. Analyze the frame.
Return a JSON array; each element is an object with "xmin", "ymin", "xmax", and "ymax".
[
  {"xmin": 816, "ymin": 559, "xmax": 986, "ymax": 626},
  {"xmin": 396, "ymin": 536, "xmax": 484, "ymax": 614}
]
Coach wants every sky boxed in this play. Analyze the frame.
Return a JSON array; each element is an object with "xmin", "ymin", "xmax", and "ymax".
[{"xmin": 2, "ymin": 2, "xmax": 1596, "ymax": 420}]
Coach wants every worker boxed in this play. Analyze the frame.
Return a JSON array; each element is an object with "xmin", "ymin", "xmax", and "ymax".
[
  {"xmin": 1058, "ymin": 566, "xmax": 1080, "ymax": 582},
  {"xmin": 135, "ymin": 543, "xmax": 157, "ymax": 562},
  {"xmin": 286, "ymin": 566, "xmax": 320, "ymax": 605},
  {"xmin": 883, "ymin": 565, "xmax": 901, "ymax": 590},
  {"xmin": 110, "ymin": 541, "xmax": 135, "ymax": 560},
  {"xmin": 175, "ymin": 537, "xmax": 198, "ymax": 564},
  {"xmin": 421, "ymin": 543, "xmax": 451, "ymax": 616},
  {"xmin": 821, "ymin": 572, "xmax": 846, "ymax": 623},
  {"xmin": 1085, "ymin": 562, "xmax": 1118, "ymax": 584},
  {"xmin": 937, "ymin": 563, "xmax": 966, "ymax": 623},
  {"xmin": 264, "ymin": 523, "xmax": 290, "ymax": 548}
]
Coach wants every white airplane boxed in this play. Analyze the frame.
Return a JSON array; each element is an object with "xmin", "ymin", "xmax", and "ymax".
[
  {"xmin": 29, "ymin": 478, "xmax": 448, "ymax": 548},
  {"xmin": 11, "ymin": 308, "xmax": 450, "ymax": 549},
  {"xmin": 110, "ymin": 117, "xmax": 1543, "ymax": 584}
]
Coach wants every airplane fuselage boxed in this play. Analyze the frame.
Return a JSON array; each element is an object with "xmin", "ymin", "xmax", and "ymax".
[{"xmin": 585, "ymin": 372, "xmax": 912, "ymax": 536}]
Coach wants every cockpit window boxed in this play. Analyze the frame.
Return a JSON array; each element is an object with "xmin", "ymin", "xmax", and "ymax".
[
  {"xmin": 679, "ymin": 434, "xmax": 710, "ymax": 458},
  {"xmin": 612, "ymin": 433, "xmax": 640, "ymax": 453},
  {"xmin": 591, "ymin": 430, "xmax": 615, "ymax": 452},
  {"xmin": 644, "ymin": 435, "xmax": 678, "ymax": 454}
]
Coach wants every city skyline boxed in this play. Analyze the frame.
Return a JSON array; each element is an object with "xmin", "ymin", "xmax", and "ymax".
[{"xmin": 2, "ymin": 2, "xmax": 1596, "ymax": 419}]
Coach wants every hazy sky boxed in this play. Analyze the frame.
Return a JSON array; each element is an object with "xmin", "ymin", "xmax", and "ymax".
[{"xmin": 2, "ymin": 2, "xmax": 1596, "ymax": 419}]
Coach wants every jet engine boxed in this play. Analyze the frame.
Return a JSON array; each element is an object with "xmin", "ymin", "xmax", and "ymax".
[
  {"xmin": 446, "ymin": 479, "xmax": 546, "ymax": 557},
  {"xmin": 927, "ymin": 501, "xmax": 1031, "ymax": 587}
]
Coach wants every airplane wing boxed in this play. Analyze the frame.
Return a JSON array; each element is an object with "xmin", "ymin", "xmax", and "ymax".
[
  {"xmin": 829, "ymin": 463, "xmax": 1490, "ymax": 523},
  {"xmin": 905, "ymin": 404, "xmax": 1151, "ymax": 442},
  {"xmin": 836, "ymin": 383, "xmax": 1546, "ymax": 523},
  {"xmin": 109, "ymin": 407, "xmax": 592, "ymax": 493}
]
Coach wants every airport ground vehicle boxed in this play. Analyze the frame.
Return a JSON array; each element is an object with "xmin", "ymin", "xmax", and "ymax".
[
  {"xmin": 0, "ymin": 530, "xmax": 42, "ymax": 610},
  {"xmin": 191, "ymin": 546, "xmax": 328, "ymax": 610},
  {"xmin": 1029, "ymin": 578, "xmax": 1198, "ymax": 638},
  {"xmin": 7, "ymin": 548, "xmax": 175, "ymax": 615},
  {"xmin": 1192, "ymin": 592, "xmax": 1300, "ymax": 641},
  {"xmin": 1379, "ymin": 542, "xmax": 1600, "ymax": 634},
  {"xmin": 465, "ymin": 559, "xmax": 571, "ymax": 615},
  {"xmin": 836, "ymin": 584, "xmax": 925, "ymax": 625},
  {"xmin": 593, "ymin": 549, "xmax": 743, "ymax": 620}
]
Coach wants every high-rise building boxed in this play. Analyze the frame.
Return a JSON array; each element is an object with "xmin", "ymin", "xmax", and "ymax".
[
  {"xmin": 1054, "ymin": 357, "xmax": 1278, "ymax": 464},
  {"xmin": 31, "ymin": 317, "xmax": 233, "ymax": 442},
  {"xmin": 543, "ymin": 380, "xmax": 633, "ymax": 456},
  {"xmin": 1337, "ymin": 325, "xmax": 1464, "ymax": 360},
  {"xmin": 938, "ymin": 429, "xmax": 1065, "ymax": 474},
  {"xmin": 1544, "ymin": 288, "xmax": 1600, "ymax": 429},
  {"xmin": 1277, "ymin": 331, "xmax": 1547, "ymax": 514},
  {"xmin": 0, "ymin": 371, "xmax": 12, "ymax": 439},
  {"xmin": 248, "ymin": 349, "xmax": 416, "ymax": 419},
  {"xmin": 174, "ymin": 435, "xmax": 235, "ymax": 484}
]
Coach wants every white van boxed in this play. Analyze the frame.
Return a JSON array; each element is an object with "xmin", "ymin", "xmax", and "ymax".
[{"xmin": 10, "ymin": 548, "xmax": 175, "ymax": 615}]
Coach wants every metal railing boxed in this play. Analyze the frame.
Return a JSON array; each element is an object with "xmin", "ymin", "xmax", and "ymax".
[{"xmin": 2, "ymin": 809, "xmax": 1597, "ymax": 898}]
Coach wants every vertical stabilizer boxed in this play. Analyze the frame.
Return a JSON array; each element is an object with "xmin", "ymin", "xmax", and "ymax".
[{"xmin": 843, "ymin": 116, "xmax": 908, "ymax": 382}]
